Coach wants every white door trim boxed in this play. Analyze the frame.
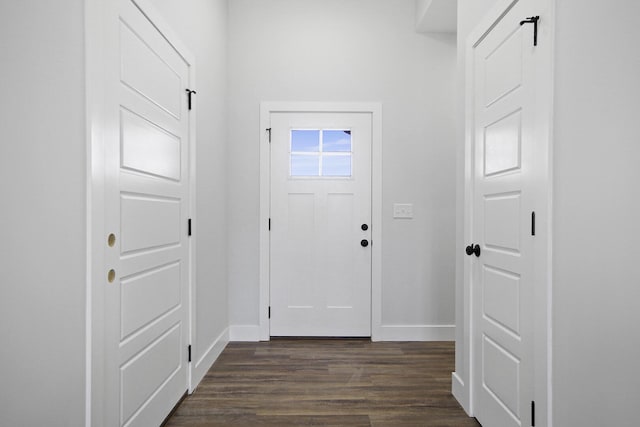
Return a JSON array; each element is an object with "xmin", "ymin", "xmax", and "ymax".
[
  {"xmin": 457, "ymin": 0, "xmax": 554, "ymax": 424},
  {"xmin": 259, "ymin": 102, "xmax": 383, "ymax": 341},
  {"xmin": 86, "ymin": 0, "xmax": 197, "ymax": 424}
]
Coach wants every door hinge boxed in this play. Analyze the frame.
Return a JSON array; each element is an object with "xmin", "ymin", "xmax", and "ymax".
[
  {"xmin": 266, "ymin": 127, "xmax": 272, "ymax": 143},
  {"xmin": 520, "ymin": 16, "xmax": 540, "ymax": 46},
  {"xmin": 188, "ymin": 218, "xmax": 192, "ymax": 236},
  {"xmin": 531, "ymin": 211, "xmax": 536, "ymax": 236},
  {"xmin": 268, "ymin": 306, "xmax": 271, "ymax": 319},
  {"xmin": 188, "ymin": 345, "xmax": 192, "ymax": 363},
  {"xmin": 531, "ymin": 401, "xmax": 535, "ymax": 426},
  {"xmin": 185, "ymin": 89, "xmax": 196, "ymax": 110},
  {"xmin": 268, "ymin": 218, "xmax": 271, "ymax": 230}
]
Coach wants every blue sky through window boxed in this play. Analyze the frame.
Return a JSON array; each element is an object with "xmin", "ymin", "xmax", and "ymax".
[
  {"xmin": 291, "ymin": 154, "xmax": 319, "ymax": 176},
  {"xmin": 291, "ymin": 130, "xmax": 319, "ymax": 152},
  {"xmin": 323, "ymin": 130, "xmax": 351, "ymax": 152},
  {"xmin": 323, "ymin": 155, "xmax": 351, "ymax": 176}
]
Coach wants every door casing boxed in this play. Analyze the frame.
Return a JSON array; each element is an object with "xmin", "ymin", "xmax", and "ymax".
[
  {"xmin": 456, "ymin": 0, "xmax": 554, "ymax": 425},
  {"xmin": 259, "ymin": 102, "xmax": 382, "ymax": 341}
]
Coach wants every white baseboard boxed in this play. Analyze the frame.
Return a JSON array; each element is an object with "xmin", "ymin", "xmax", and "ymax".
[
  {"xmin": 452, "ymin": 371, "xmax": 471, "ymax": 416},
  {"xmin": 374, "ymin": 324, "xmax": 455, "ymax": 341},
  {"xmin": 229, "ymin": 324, "xmax": 262, "ymax": 342},
  {"xmin": 190, "ymin": 327, "xmax": 229, "ymax": 393},
  {"xmin": 230, "ymin": 324, "xmax": 454, "ymax": 342}
]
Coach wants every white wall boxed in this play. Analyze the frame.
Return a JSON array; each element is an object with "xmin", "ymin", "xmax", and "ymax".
[
  {"xmin": 227, "ymin": 0, "xmax": 457, "ymax": 338},
  {"xmin": 552, "ymin": 1, "xmax": 640, "ymax": 425},
  {"xmin": 453, "ymin": 0, "xmax": 498, "ymax": 409},
  {"xmin": 0, "ymin": 2, "xmax": 87, "ymax": 426},
  {"xmin": 148, "ymin": 0, "xmax": 230, "ymax": 384}
]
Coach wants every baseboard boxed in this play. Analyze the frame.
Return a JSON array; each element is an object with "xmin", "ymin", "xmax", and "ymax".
[
  {"xmin": 229, "ymin": 324, "xmax": 453, "ymax": 342},
  {"xmin": 452, "ymin": 371, "xmax": 471, "ymax": 416},
  {"xmin": 189, "ymin": 327, "xmax": 229, "ymax": 392},
  {"xmin": 374, "ymin": 324, "xmax": 455, "ymax": 341},
  {"xmin": 229, "ymin": 324, "xmax": 262, "ymax": 342}
]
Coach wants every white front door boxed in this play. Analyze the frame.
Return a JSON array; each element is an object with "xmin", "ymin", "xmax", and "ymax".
[
  {"xmin": 104, "ymin": 1, "xmax": 191, "ymax": 425},
  {"xmin": 269, "ymin": 112, "xmax": 372, "ymax": 336},
  {"xmin": 471, "ymin": 0, "xmax": 537, "ymax": 425}
]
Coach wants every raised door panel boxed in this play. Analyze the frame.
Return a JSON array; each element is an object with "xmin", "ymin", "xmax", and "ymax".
[
  {"xmin": 482, "ymin": 266, "xmax": 520, "ymax": 335},
  {"xmin": 484, "ymin": 193, "xmax": 521, "ymax": 253},
  {"xmin": 120, "ymin": 20, "xmax": 182, "ymax": 118},
  {"xmin": 484, "ymin": 110, "xmax": 522, "ymax": 176},
  {"xmin": 484, "ymin": 24, "xmax": 523, "ymax": 106},
  {"xmin": 120, "ymin": 194, "xmax": 181, "ymax": 254},
  {"xmin": 325, "ymin": 193, "xmax": 356, "ymax": 309},
  {"xmin": 283, "ymin": 193, "xmax": 316, "ymax": 309},
  {"xmin": 120, "ymin": 324, "xmax": 182, "ymax": 425},
  {"xmin": 121, "ymin": 108, "xmax": 181, "ymax": 181},
  {"xmin": 482, "ymin": 335, "xmax": 521, "ymax": 418},
  {"xmin": 121, "ymin": 262, "xmax": 182, "ymax": 340}
]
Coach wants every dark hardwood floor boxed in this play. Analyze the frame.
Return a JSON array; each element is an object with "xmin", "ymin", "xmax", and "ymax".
[{"xmin": 165, "ymin": 339, "xmax": 480, "ymax": 426}]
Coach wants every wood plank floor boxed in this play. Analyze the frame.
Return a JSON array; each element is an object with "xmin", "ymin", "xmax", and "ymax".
[{"xmin": 165, "ymin": 339, "xmax": 480, "ymax": 426}]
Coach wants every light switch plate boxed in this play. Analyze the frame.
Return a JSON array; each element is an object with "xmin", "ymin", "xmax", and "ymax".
[{"xmin": 393, "ymin": 203, "xmax": 413, "ymax": 219}]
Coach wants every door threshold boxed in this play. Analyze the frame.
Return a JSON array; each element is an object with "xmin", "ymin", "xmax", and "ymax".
[{"xmin": 270, "ymin": 336, "xmax": 371, "ymax": 340}]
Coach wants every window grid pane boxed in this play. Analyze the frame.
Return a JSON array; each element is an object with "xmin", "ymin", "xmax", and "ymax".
[
  {"xmin": 322, "ymin": 154, "xmax": 352, "ymax": 176},
  {"xmin": 291, "ymin": 154, "xmax": 320, "ymax": 176},
  {"xmin": 322, "ymin": 130, "xmax": 352, "ymax": 152},
  {"xmin": 291, "ymin": 130, "xmax": 320, "ymax": 152},
  {"xmin": 290, "ymin": 129, "xmax": 352, "ymax": 177}
]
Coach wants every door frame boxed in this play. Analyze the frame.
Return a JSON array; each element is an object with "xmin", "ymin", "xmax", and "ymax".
[
  {"xmin": 86, "ymin": 0, "xmax": 197, "ymax": 424},
  {"xmin": 457, "ymin": 0, "xmax": 554, "ymax": 424},
  {"xmin": 259, "ymin": 102, "xmax": 382, "ymax": 341}
]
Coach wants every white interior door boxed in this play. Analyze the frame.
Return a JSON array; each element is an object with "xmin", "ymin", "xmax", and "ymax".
[
  {"xmin": 104, "ymin": 1, "xmax": 191, "ymax": 425},
  {"xmin": 471, "ymin": 0, "xmax": 537, "ymax": 425},
  {"xmin": 269, "ymin": 112, "xmax": 372, "ymax": 336}
]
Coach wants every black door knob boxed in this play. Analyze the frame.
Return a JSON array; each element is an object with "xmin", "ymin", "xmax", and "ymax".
[
  {"xmin": 361, "ymin": 239, "xmax": 369, "ymax": 247},
  {"xmin": 465, "ymin": 244, "xmax": 481, "ymax": 257},
  {"xmin": 361, "ymin": 224, "xmax": 368, "ymax": 231}
]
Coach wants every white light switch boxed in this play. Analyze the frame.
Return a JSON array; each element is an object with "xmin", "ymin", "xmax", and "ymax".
[{"xmin": 393, "ymin": 203, "xmax": 413, "ymax": 219}]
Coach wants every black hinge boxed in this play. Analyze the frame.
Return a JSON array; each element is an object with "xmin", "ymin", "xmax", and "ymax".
[
  {"xmin": 266, "ymin": 128, "xmax": 272, "ymax": 143},
  {"xmin": 268, "ymin": 306, "xmax": 271, "ymax": 319},
  {"xmin": 531, "ymin": 212, "xmax": 536, "ymax": 236},
  {"xmin": 519, "ymin": 16, "xmax": 540, "ymax": 46},
  {"xmin": 188, "ymin": 218, "xmax": 192, "ymax": 236},
  {"xmin": 185, "ymin": 89, "xmax": 196, "ymax": 110},
  {"xmin": 268, "ymin": 218, "xmax": 271, "ymax": 231},
  {"xmin": 188, "ymin": 345, "xmax": 192, "ymax": 363},
  {"xmin": 531, "ymin": 401, "xmax": 535, "ymax": 426}
]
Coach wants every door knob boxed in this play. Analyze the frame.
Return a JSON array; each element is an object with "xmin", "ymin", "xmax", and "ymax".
[
  {"xmin": 361, "ymin": 224, "xmax": 369, "ymax": 231},
  {"xmin": 361, "ymin": 239, "xmax": 369, "ymax": 247},
  {"xmin": 465, "ymin": 244, "xmax": 481, "ymax": 257}
]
